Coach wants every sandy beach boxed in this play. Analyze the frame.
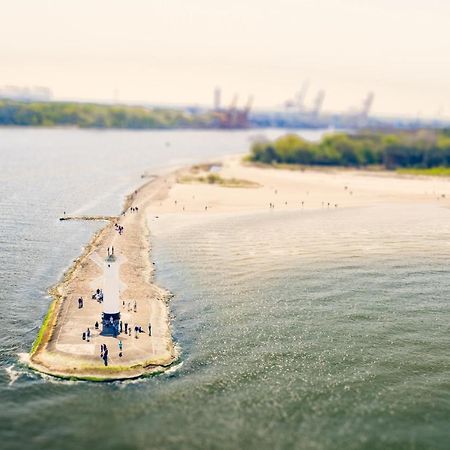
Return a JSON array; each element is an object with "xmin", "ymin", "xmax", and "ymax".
[
  {"xmin": 28, "ymin": 155, "xmax": 450, "ymax": 380},
  {"xmin": 152, "ymin": 156, "xmax": 450, "ymax": 215}
]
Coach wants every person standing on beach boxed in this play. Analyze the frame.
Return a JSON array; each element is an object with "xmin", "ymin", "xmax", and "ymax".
[
  {"xmin": 118, "ymin": 340, "xmax": 123, "ymax": 357},
  {"xmin": 134, "ymin": 300, "xmax": 137, "ymax": 312},
  {"xmin": 148, "ymin": 323, "xmax": 152, "ymax": 336}
]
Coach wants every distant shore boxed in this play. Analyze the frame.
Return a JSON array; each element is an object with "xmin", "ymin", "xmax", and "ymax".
[
  {"xmin": 0, "ymin": 99, "xmax": 213, "ymax": 129},
  {"xmin": 28, "ymin": 155, "xmax": 450, "ymax": 381}
]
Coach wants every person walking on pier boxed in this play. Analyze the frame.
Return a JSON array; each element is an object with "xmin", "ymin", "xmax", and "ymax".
[{"xmin": 103, "ymin": 347, "xmax": 109, "ymax": 366}]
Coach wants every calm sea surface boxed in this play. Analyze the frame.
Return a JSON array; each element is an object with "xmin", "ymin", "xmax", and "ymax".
[{"xmin": 0, "ymin": 128, "xmax": 449, "ymax": 450}]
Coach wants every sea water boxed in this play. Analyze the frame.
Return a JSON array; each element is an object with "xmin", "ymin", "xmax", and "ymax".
[{"xmin": 0, "ymin": 129, "xmax": 449, "ymax": 450}]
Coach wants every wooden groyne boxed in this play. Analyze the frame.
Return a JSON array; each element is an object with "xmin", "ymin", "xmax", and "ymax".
[{"xmin": 59, "ymin": 215, "xmax": 118, "ymax": 222}]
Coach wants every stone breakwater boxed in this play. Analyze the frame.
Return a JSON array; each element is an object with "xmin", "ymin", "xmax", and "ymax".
[{"xmin": 29, "ymin": 174, "xmax": 178, "ymax": 381}]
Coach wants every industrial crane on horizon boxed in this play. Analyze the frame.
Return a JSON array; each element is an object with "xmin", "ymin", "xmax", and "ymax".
[{"xmin": 212, "ymin": 89, "xmax": 254, "ymax": 128}]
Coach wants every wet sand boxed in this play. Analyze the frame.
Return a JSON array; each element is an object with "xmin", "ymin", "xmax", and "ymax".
[{"xmin": 28, "ymin": 155, "xmax": 450, "ymax": 380}]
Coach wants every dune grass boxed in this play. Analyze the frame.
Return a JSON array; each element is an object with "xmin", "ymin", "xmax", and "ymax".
[
  {"xmin": 396, "ymin": 167, "xmax": 450, "ymax": 177},
  {"xmin": 31, "ymin": 299, "xmax": 57, "ymax": 354},
  {"xmin": 178, "ymin": 173, "xmax": 260, "ymax": 188}
]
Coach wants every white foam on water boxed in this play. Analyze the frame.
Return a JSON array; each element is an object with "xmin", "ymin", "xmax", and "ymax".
[
  {"xmin": 119, "ymin": 377, "xmax": 148, "ymax": 387},
  {"xmin": 163, "ymin": 361, "xmax": 184, "ymax": 376},
  {"xmin": 5, "ymin": 364, "xmax": 21, "ymax": 386}
]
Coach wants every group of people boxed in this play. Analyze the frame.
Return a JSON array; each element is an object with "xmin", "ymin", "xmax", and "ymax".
[
  {"xmin": 114, "ymin": 223, "xmax": 124, "ymax": 235},
  {"xmin": 99, "ymin": 341, "xmax": 123, "ymax": 365},
  {"xmin": 82, "ymin": 327, "xmax": 91, "ymax": 341},
  {"xmin": 100, "ymin": 344, "xmax": 109, "ymax": 366},
  {"xmin": 80, "ymin": 316, "xmax": 152, "ymax": 364},
  {"xmin": 134, "ymin": 325, "xmax": 145, "ymax": 338},
  {"xmin": 124, "ymin": 300, "xmax": 137, "ymax": 313},
  {"xmin": 267, "ymin": 200, "xmax": 339, "ymax": 209},
  {"xmin": 91, "ymin": 288, "xmax": 103, "ymax": 302},
  {"xmin": 74, "ymin": 209, "xmax": 156, "ymax": 366},
  {"xmin": 118, "ymin": 320, "xmax": 132, "ymax": 337}
]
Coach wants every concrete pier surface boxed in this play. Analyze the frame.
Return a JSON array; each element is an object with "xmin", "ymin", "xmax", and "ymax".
[{"xmin": 29, "ymin": 174, "xmax": 178, "ymax": 380}]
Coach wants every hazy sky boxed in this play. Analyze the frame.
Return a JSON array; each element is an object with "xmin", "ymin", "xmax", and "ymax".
[{"xmin": 1, "ymin": 0, "xmax": 449, "ymax": 117}]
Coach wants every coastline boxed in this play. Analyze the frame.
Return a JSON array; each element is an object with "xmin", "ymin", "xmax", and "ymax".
[
  {"xmin": 28, "ymin": 172, "xmax": 179, "ymax": 381},
  {"xmin": 27, "ymin": 154, "xmax": 450, "ymax": 381}
]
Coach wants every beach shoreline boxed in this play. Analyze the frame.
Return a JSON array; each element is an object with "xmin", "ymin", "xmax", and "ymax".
[{"xmin": 28, "ymin": 154, "xmax": 450, "ymax": 381}]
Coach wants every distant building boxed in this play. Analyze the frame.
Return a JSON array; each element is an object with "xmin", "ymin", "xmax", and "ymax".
[
  {"xmin": 213, "ymin": 87, "xmax": 221, "ymax": 111},
  {"xmin": 0, "ymin": 85, "xmax": 53, "ymax": 102}
]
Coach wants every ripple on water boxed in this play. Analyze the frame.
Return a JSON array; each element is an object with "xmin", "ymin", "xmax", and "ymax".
[{"xmin": 149, "ymin": 203, "xmax": 450, "ymax": 449}]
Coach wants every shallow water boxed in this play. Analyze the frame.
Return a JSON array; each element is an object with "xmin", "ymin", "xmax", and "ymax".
[
  {"xmin": 150, "ymin": 205, "xmax": 450, "ymax": 449},
  {"xmin": 1, "ymin": 129, "xmax": 450, "ymax": 450}
]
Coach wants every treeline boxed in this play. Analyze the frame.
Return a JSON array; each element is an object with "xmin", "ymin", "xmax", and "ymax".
[
  {"xmin": 248, "ymin": 130, "xmax": 450, "ymax": 169},
  {"xmin": 0, "ymin": 99, "xmax": 212, "ymax": 129}
]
